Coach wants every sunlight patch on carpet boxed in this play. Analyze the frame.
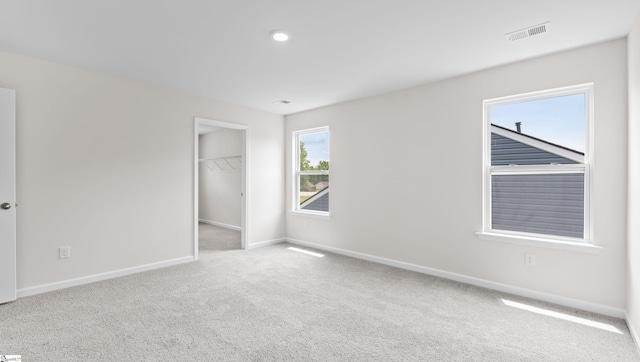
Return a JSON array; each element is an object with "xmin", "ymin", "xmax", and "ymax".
[
  {"xmin": 288, "ymin": 247, "xmax": 324, "ymax": 258},
  {"xmin": 501, "ymin": 299, "xmax": 623, "ymax": 334}
]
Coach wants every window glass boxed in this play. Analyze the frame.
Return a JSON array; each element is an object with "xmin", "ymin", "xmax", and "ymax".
[
  {"xmin": 490, "ymin": 93, "xmax": 585, "ymax": 159},
  {"xmin": 491, "ymin": 173, "xmax": 584, "ymax": 238},
  {"xmin": 296, "ymin": 129, "xmax": 330, "ymax": 213},
  {"xmin": 484, "ymin": 85, "xmax": 591, "ymax": 242}
]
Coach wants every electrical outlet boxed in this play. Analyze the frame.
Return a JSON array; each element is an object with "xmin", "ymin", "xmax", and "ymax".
[
  {"xmin": 59, "ymin": 246, "xmax": 70, "ymax": 259},
  {"xmin": 525, "ymin": 253, "xmax": 536, "ymax": 266}
]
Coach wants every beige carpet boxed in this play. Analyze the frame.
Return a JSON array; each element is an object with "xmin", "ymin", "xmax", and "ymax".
[
  {"xmin": 0, "ymin": 225, "xmax": 638, "ymax": 361},
  {"xmin": 198, "ymin": 223, "xmax": 241, "ymax": 251}
]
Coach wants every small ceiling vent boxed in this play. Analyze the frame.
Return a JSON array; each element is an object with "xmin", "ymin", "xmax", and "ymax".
[
  {"xmin": 272, "ymin": 100, "xmax": 291, "ymax": 105},
  {"xmin": 506, "ymin": 22, "xmax": 550, "ymax": 41}
]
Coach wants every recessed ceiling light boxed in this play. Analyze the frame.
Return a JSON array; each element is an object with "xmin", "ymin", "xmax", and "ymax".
[{"xmin": 271, "ymin": 30, "xmax": 290, "ymax": 42}]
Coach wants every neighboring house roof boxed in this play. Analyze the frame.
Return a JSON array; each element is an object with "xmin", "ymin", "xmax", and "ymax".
[
  {"xmin": 312, "ymin": 181, "xmax": 329, "ymax": 191},
  {"xmin": 301, "ymin": 186, "xmax": 329, "ymax": 212},
  {"xmin": 491, "ymin": 124, "xmax": 584, "ymax": 164},
  {"xmin": 490, "ymin": 124, "xmax": 585, "ymax": 238}
]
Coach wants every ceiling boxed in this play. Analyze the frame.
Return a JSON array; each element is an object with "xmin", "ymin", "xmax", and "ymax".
[{"xmin": 0, "ymin": 0, "xmax": 638, "ymax": 115}]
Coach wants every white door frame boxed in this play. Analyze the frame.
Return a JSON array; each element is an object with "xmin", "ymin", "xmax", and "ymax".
[
  {"xmin": 194, "ymin": 117, "xmax": 249, "ymax": 259},
  {"xmin": 0, "ymin": 87, "xmax": 16, "ymax": 303}
]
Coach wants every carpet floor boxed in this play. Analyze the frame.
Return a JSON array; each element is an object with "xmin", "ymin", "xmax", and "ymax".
[
  {"xmin": 199, "ymin": 223, "xmax": 241, "ymax": 251},
  {"xmin": 0, "ymin": 224, "xmax": 638, "ymax": 361}
]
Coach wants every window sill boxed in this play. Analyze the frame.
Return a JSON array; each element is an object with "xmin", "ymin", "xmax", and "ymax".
[
  {"xmin": 289, "ymin": 210, "xmax": 331, "ymax": 220},
  {"xmin": 476, "ymin": 231, "xmax": 601, "ymax": 254}
]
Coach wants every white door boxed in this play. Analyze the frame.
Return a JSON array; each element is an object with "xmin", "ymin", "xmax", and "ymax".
[{"xmin": 0, "ymin": 87, "xmax": 16, "ymax": 303}]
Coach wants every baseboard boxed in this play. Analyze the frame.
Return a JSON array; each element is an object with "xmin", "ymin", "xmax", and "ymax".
[
  {"xmin": 248, "ymin": 238, "xmax": 285, "ymax": 250},
  {"xmin": 627, "ymin": 313, "xmax": 640, "ymax": 354},
  {"xmin": 17, "ymin": 256, "xmax": 194, "ymax": 298},
  {"xmin": 285, "ymin": 237, "xmax": 626, "ymax": 319},
  {"xmin": 198, "ymin": 218, "xmax": 241, "ymax": 231}
]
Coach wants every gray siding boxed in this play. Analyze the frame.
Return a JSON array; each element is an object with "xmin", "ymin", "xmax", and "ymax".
[
  {"xmin": 491, "ymin": 173, "xmax": 584, "ymax": 238},
  {"xmin": 301, "ymin": 192, "xmax": 329, "ymax": 212},
  {"xmin": 491, "ymin": 133, "xmax": 577, "ymax": 165}
]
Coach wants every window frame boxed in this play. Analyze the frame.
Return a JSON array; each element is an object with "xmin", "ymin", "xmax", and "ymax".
[
  {"xmin": 292, "ymin": 126, "xmax": 330, "ymax": 217},
  {"xmin": 477, "ymin": 83, "xmax": 599, "ymax": 253}
]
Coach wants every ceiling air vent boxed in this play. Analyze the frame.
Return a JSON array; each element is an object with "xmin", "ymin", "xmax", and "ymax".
[{"xmin": 506, "ymin": 22, "xmax": 550, "ymax": 41}]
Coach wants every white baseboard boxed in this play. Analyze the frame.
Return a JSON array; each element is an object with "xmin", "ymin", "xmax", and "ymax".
[
  {"xmin": 248, "ymin": 238, "xmax": 285, "ymax": 250},
  {"xmin": 17, "ymin": 256, "xmax": 194, "ymax": 298},
  {"xmin": 199, "ymin": 219, "xmax": 241, "ymax": 231},
  {"xmin": 627, "ymin": 313, "xmax": 640, "ymax": 354},
  {"xmin": 285, "ymin": 237, "xmax": 626, "ymax": 319}
]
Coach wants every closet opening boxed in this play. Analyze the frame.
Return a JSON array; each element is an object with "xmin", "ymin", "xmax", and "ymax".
[{"xmin": 194, "ymin": 118, "xmax": 248, "ymax": 259}]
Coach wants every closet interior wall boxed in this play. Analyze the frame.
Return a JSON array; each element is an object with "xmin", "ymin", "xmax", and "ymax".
[{"xmin": 198, "ymin": 129, "xmax": 243, "ymax": 229}]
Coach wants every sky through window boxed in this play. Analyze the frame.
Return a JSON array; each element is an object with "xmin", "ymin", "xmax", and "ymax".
[
  {"xmin": 300, "ymin": 131, "xmax": 329, "ymax": 166},
  {"xmin": 489, "ymin": 93, "xmax": 585, "ymax": 152}
]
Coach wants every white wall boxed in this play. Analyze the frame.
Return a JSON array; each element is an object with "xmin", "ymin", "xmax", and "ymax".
[
  {"xmin": 199, "ymin": 130, "xmax": 242, "ymax": 228},
  {"xmin": 628, "ymin": 12, "xmax": 640, "ymax": 343},
  {"xmin": 286, "ymin": 39, "xmax": 628, "ymax": 309},
  {"xmin": 0, "ymin": 51, "xmax": 285, "ymax": 290}
]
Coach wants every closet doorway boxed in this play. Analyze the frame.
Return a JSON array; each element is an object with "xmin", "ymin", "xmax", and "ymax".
[{"xmin": 194, "ymin": 117, "xmax": 248, "ymax": 260}]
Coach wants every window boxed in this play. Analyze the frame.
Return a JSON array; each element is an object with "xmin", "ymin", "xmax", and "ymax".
[
  {"xmin": 480, "ymin": 84, "xmax": 593, "ymax": 246},
  {"xmin": 293, "ymin": 127, "xmax": 330, "ymax": 215}
]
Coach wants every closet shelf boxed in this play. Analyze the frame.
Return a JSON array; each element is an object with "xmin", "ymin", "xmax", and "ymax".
[{"xmin": 199, "ymin": 155, "xmax": 242, "ymax": 172}]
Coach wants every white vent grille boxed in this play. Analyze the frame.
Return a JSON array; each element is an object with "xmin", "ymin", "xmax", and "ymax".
[{"xmin": 507, "ymin": 22, "xmax": 550, "ymax": 41}]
